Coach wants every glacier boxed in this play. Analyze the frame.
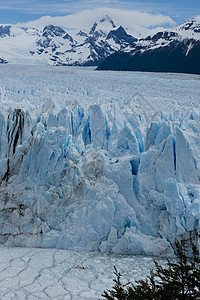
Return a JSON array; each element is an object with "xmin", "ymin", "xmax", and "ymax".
[{"xmin": 0, "ymin": 65, "xmax": 199, "ymax": 256}]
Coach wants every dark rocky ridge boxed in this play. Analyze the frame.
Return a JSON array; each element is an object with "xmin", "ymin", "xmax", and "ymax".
[{"xmin": 97, "ymin": 18, "xmax": 200, "ymax": 74}]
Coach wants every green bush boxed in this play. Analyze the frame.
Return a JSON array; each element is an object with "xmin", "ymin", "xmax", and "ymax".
[{"xmin": 102, "ymin": 240, "xmax": 200, "ymax": 299}]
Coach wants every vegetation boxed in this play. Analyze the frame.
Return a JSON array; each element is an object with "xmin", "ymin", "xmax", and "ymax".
[{"xmin": 102, "ymin": 240, "xmax": 200, "ymax": 299}]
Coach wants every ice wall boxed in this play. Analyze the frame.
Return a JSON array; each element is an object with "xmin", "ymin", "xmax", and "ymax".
[{"xmin": 0, "ymin": 100, "xmax": 199, "ymax": 257}]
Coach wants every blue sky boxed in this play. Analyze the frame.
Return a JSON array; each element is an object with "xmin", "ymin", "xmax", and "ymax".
[{"xmin": 0, "ymin": 0, "xmax": 199, "ymax": 25}]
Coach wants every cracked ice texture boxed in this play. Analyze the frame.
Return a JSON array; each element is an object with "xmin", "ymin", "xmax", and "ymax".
[
  {"xmin": 0, "ymin": 246, "xmax": 156, "ymax": 299},
  {"xmin": 0, "ymin": 65, "xmax": 199, "ymax": 256}
]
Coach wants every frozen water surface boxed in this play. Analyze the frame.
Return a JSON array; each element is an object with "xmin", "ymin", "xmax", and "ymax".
[
  {"xmin": 0, "ymin": 65, "xmax": 199, "ymax": 258},
  {"xmin": 0, "ymin": 245, "xmax": 156, "ymax": 299}
]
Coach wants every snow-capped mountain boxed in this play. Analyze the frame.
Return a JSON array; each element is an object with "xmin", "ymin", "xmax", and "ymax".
[
  {"xmin": 176, "ymin": 16, "xmax": 200, "ymax": 38},
  {"xmin": 97, "ymin": 16, "xmax": 200, "ymax": 74},
  {"xmin": 0, "ymin": 15, "xmax": 136, "ymax": 66}
]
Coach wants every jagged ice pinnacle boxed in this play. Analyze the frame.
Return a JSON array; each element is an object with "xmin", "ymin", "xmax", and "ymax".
[{"xmin": 0, "ymin": 65, "xmax": 199, "ymax": 256}]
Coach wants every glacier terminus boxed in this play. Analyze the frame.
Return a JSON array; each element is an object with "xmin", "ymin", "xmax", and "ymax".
[{"xmin": 0, "ymin": 65, "xmax": 199, "ymax": 257}]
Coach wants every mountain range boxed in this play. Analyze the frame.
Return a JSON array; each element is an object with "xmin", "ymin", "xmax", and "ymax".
[
  {"xmin": 97, "ymin": 16, "xmax": 200, "ymax": 74},
  {"xmin": 0, "ymin": 15, "xmax": 136, "ymax": 66},
  {"xmin": 0, "ymin": 14, "xmax": 200, "ymax": 74}
]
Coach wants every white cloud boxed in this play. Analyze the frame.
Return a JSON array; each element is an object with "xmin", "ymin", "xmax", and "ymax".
[
  {"xmin": 17, "ymin": 7, "xmax": 176, "ymax": 35},
  {"xmin": 0, "ymin": 0, "xmax": 199, "ymax": 25}
]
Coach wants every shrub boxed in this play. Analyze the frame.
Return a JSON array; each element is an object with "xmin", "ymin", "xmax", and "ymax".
[{"xmin": 102, "ymin": 240, "xmax": 200, "ymax": 299}]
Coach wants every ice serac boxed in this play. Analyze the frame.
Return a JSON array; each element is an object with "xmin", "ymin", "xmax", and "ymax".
[{"xmin": 0, "ymin": 68, "xmax": 200, "ymax": 256}]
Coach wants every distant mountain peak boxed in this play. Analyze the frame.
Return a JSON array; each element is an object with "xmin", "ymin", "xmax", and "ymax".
[
  {"xmin": 89, "ymin": 15, "xmax": 116, "ymax": 35},
  {"xmin": 42, "ymin": 25, "xmax": 66, "ymax": 37},
  {"xmin": 176, "ymin": 17, "xmax": 200, "ymax": 36},
  {"xmin": 107, "ymin": 26, "xmax": 137, "ymax": 45},
  {"xmin": 99, "ymin": 15, "xmax": 116, "ymax": 28}
]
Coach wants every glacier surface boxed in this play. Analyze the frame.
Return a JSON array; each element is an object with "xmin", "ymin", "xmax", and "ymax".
[{"xmin": 0, "ymin": 65, "xmax": 199, "ymax": 256}]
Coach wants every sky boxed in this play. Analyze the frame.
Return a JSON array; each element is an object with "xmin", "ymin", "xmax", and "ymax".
[{"xmin": 0, "ymin": 0, "xmax": 199, "ymax": 26}]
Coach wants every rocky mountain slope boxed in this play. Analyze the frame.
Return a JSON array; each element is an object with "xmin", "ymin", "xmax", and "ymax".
[
  {"xmin": 0, "ymin": 15, "xmax": 136, "ymax": 66},
  {"xmin": 97, "ymin": 16, "xmax": 200, "ymax": 74}
]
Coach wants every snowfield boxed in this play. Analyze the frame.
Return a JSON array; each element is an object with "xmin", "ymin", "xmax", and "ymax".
[{"xmin": 0, "ymin": 65, "xmax": 199, "ymax": 257}]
